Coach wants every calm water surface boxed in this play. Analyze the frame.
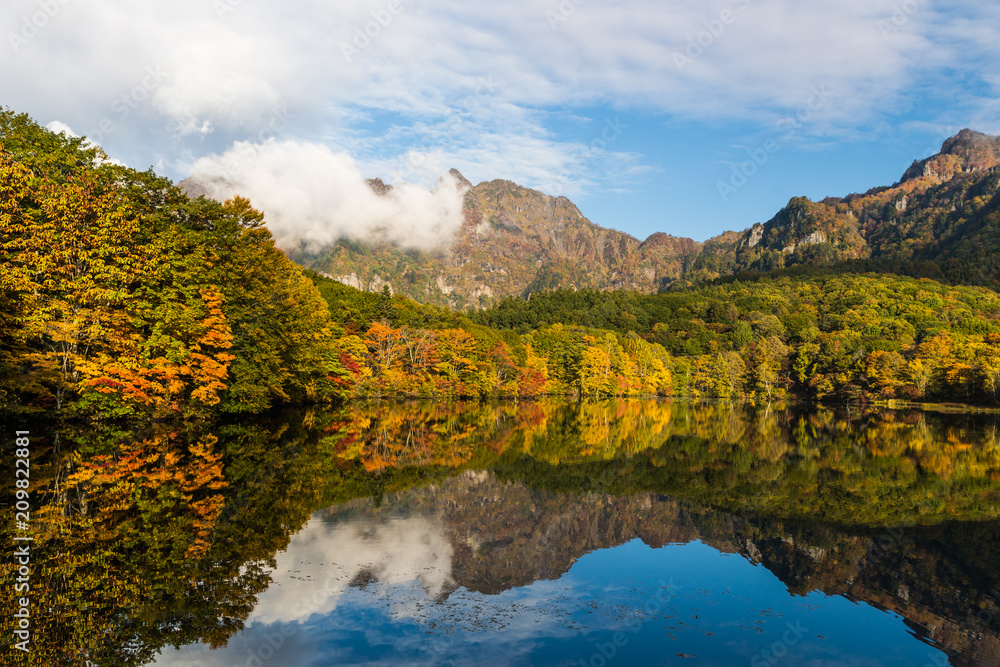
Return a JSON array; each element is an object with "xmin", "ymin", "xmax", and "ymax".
[{"xmin": 4, "ymin": 400, "xmax": 1000, "ymax": 666}]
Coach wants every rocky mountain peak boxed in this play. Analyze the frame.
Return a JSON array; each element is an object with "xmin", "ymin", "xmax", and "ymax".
[
  {"xmin": 939, "ymin": 128, "xmax": 1000, "ymax": 170},
  {"xmin": 640, "ymin": 232, "xmax": 702, "ymax": 254},
  {"xmin": 224, "ymin": 128, "xmax": 1000, "ymax": 305},
  {"xmin": 900, "ymin": 128, "xmax": 1000, "ymax": 183},
  {"xmin": 447, "ymin": 168, "xmax": 472, "ymax": 189},
  {"xmin": 365, "ymin": 177, "xmax": 392, "ymax": 196},
  {"xmin": 176, "ymin": 177, "xmax": 210, "ymax": 198}
]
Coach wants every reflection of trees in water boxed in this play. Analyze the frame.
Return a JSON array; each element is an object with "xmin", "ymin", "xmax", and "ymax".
[
  {"xmin": 331, "ymin": 399, "xmax": 1000, "ymax": 662},
  {"xmin": 339, "ymin": 399, "xmax": 1000, "ymax": 525},
  {"xmin": 0, "ymin": 416, "xmax": 346, "ymax": 666},
  {"xmin": 729, "ymin": 515, "xmax": 1000, "ymax": 666},
  {"xmin": 5, "ymin": 400, "xmax": 999, "ymax": 666}
]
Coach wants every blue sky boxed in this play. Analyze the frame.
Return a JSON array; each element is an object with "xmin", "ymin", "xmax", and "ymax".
[{"xmin": 3, "ymin": 0, "xmax": 999, "ymax": 244}]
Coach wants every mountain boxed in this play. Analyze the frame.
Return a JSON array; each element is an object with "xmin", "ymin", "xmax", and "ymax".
[
  {"xmin": 681, "ymin": 128, "xmax": 1000, "ymax": 286},
  {"xmin": 182, "ymin": 129, "xmax": 1000, "ymax": 308},
  {"xmin": 280, "ymin": 170, "xmax": 700, "ymax": 309}
]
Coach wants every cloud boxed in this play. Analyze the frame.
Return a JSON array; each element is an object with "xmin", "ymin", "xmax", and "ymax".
[
  {"xmin": 188, "ymin": 139, "xmax": 469, "ymax": 251},
  {"xmin": 42, "ymin": 120, "xmax": 127, "ymax": 166},
  {"xmin": 247, "ymin": 515, "xmax": 455, "ymax": 626},
  {"xmin": 150, "ymin": 506, "xmax": 580, "ymax": 667},
  {"xmin": 6, "ymin": 1, "xmax": 986, "ymax": 132},
  {"xmin": 6, "ymin": 1, "xmax": 996, "ymax": 133},
  {"xmin": 4, "ymin": 0, "xmax": 999, "ymax": 234},
  {"xmin": 44, "ymin": 120, "xmax": 78, "ymax": 137}
]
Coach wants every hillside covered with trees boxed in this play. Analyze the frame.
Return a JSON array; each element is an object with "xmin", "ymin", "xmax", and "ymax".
[
  {"xmin": 3, "ymin": 108, "xmax": 1000, "ymax": 421},
  {"xmin": 0, "ymin": 109, "xmax": 348, "ymax": 419},
  {"xmin": 473, "ymin": 276, "xmax": 1000, "ymax": 404},
  {"xmin": 682, "ymin": 130, "xmax": 1000, "ymax": 288}
]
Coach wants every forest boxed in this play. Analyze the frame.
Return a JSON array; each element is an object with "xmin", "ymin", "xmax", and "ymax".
[
  {"xmin": 472, "ymin": 276, "xmax": 1000, "ymax": 404},
  {"xmin": 3, "ymin": 108, "xmax": 1000, "ymax": 422}
]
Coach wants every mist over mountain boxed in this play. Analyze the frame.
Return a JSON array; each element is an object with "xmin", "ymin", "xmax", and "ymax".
[
  {"xmin": 284, "ymin": 173, "xmax": 701, "ymax": 308},
  {"xmin": 181, "ymin": 139, "xmax": 469, "ymax": 252},
  {"xmin": 181, "ymin": 129, "xmax": 1000, "ymax": 309}
]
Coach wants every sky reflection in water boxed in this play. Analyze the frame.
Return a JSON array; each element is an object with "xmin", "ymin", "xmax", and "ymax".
[{"xmin": 155, "ymin": 486, "xmax": 948, "ymax": 667}]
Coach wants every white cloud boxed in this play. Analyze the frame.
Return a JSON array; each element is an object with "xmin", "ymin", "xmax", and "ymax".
[
  {"xmin": 3, "ymin": 0, "xmax": 999, "ymax": 230},
  {"xmin": 6, "ymin": 1, "xmax": 994, "ymax": 122},
  {"xmin": 248, "ymin": 515, "xmax": 455, "ymax": 626},
  {"xmin": 188, "ymin": 139, "xmax": 469, "ymax": 251},
  {"xmin": 7, "ymin": 0, "xmax": 988, "ymax": 131},
  {"xmin": 42, "ymin": 120, "xmax": 127, "ymax": 166},
  {"xmin": 44, "ymin": 120, "xmax": 78, "ymax": 137}
]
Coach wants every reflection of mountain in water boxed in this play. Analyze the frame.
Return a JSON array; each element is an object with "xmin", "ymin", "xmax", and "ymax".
[
  {"xmin": 17, "ymin": 400, "xmax": 1000, "ymax": 666},
  {"xmin": 323, "ymin": 470, "xmax": 1000, "ymax": 667}
]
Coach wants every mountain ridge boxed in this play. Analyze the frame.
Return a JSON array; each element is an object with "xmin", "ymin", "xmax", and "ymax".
[{"xmin": 181, "ymin": 128, "xmax": 1000, "ymax": 308}]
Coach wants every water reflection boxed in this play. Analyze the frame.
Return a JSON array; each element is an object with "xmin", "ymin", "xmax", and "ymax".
[
  {"xmin": 2, "ymin": 401, "xmax": 999, "ymax": 666},
  {"xmin": 250, "ymin": 516, "xmax": 456, "ymax": 628},
  {"xmin": 157, "ymin": 471, "xmax": 980, "ymax": 666}
]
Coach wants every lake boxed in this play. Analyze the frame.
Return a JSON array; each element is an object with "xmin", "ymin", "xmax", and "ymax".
[{"xmin": 4, "ymin": 400, "xmax": 1000, "ymax": 666}]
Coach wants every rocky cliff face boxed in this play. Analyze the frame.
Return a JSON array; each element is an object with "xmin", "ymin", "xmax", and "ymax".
[
  {"xmin": 306, "ymin": 129, "xmax": 1000, "ymax": 304},
  {"xmin": 902, "ymin": 129, "xmax": 1000, "ymax": 183},
  {"xmin": 664, "ymin": 129, "xmax": 1000, "ymax": 286},
  {"xmin": 286, "ymin": 174, "xmax": 699, "ymax": 309}
]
